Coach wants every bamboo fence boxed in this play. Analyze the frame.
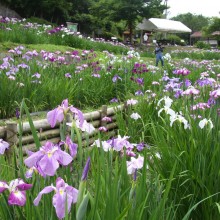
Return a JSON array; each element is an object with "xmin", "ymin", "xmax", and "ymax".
[{"xmin": 0, "ymin": 104, "xmax": 125, "ymax": 155}]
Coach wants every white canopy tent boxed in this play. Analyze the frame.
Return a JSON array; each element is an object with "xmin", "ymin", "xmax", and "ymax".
[
  {"xmin": 137, "ymin": 18, "xmax": 192, "ymax": 44},
  {"xmin": 137, "ymin": 18, "xmax": 192, "ymax": 33}
]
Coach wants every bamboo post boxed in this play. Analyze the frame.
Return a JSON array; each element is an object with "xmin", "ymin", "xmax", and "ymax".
[
  {"xmin": 100, "ymin": 105, "xmax": 108, "ymax": 127},
  {"xmin": 6, "ymin": 121, "xmax": 18, "ymax": 162}
]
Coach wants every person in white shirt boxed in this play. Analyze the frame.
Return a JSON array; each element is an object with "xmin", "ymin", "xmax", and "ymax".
[{"xmin": 143, "ymin": 33, "xmax": 148, "ymax": 43}]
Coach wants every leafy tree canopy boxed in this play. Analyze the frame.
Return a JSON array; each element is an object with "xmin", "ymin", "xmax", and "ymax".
[{"xmin": 171, "ymin": 13, "xmax": 210, "ymax": 32}]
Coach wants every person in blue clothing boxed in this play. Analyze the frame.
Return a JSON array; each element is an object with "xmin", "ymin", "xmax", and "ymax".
[{"xmin": 155, "ymin": 42, "xmax": 164, "ymax": 67}]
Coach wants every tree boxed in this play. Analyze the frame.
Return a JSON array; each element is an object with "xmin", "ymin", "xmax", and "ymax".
[
  {"xmin": 87, "ymin": 0, "xmax": 123, "ymax": 37},
  {"xmin": 171, "ymin": 13, "xmax": 210, "ymax": 32},
  {"xmin": 205, "ymin": 17, "xmax": 220, "ymax": 34},
  {"xmin": 203, "ymin": 17, "xmax": 220, "ymax": 46},
  {"xmin": 170, "ymin": 13, "xmax": 210, "ymax": 44},
  {"xmin": 108, "ymin": 0, "xmax": 167, "ymax": 42},
  {"xmin": 3, "ymin": 0, "xmax": 72, "ymax": 24}
]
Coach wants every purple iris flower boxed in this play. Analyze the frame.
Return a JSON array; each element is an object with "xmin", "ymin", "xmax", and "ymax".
[
  {"xmin": 0, "ymin": 179, "xmax": 32, "ymax": 206},
  {"xmin": 108, "ymin": 135, "xmax": 133, "ymax": 152},
  {"xmin": 92, "ymin": 73, "xmax": 101, "ymax": 78},
  {"xmin": 126, "ymin": 155, "xmax": 144, "ymax": 175},
  {"xmin": 130, "ymin": 76, "xmax": 135, "ymax": 81},
  {"xmin": 0, "ymin": 61, "xmax": 10, "ymax": 70},
  {"xmin": 133, "ymin": 169, "xmax": 137, "ymax": 181},
  {"xmin": 134, "ymin": 63, "xmax": 141, "ymax": 68},
  {"xmin": 25, "ymin": 166, "xmax": 46, "ymax": 179},
  {"xmin": 197, "ymin": 78, "xmax": 214, "ymax": 87},
  {"xmin": 65, "ymin": 73, "xmax": 72, "ymax": 78},
  {"xmin": 173, "ymin": 68, "xmax": 190, "ymax": 76},
  {"xmin": 81, "ymin": 157, "xmax": 91, "ymax": 181},
  {"xmin": 136, "ymin": 78, "xmax": 144, "ymax": 86},
  {"xmin": 25, "ymin": 151, "xmax": 46, "ymax": 179},
  {"xmin": 207, "ymin": 97, "xmax": 216, "ymax": 106},
  {"xmin": 15, "ymin": 108, "xmax": 20, "ymax": 119},
  {"xmin": 34, "ymin": 177, "xmax": 78, "ymax": 219},
  {"xmin": 32, "ymin": 72, "xmax": 41, "ymax": 78},
  {"xmin": 162, "ymin": 75, "xmax": 170, "ymax": 81},
  {"xmin": 136, "ymin": 142, "xmax": 145, "ymax": 152},
  {"xmin": 126, "ymin": 150, "xmax": 136, "ymax": 157},
  {"xmin": 59, "ymin": 136, "xmax": 78, "ymax": 158},
  {"xmin": 135, "ymin": 90, "xmax": 144, "ymax": 96},
  {"xmin": 24, "ymin": 141, "xmax": 73, "ymax": 176},
  {"xmin": 107, "ymin": 65, "xmax": 113, "ymax": 72},
  {"xmin": 72, "ymin": 50, "xmax": 79, "ymax": 55},
  {"xmin": 184, "ymin": 79, "xmax": 192, "ymax": 87},
  {"xmin": 17, "ymin": 63, "xmax": 29, "ymax": 69},
  {"xmin": 127, "ymin": 99, "xmax": 138, "ymax": 106},
  {"xmin": 99, "ymin": 126, "xmax": 108, "ymax": 132},
  {"xmin": 210, "ymin": 89, "xmax": 220, "ymax": 99},
  {"xmin": 174, "ymin": 89, "xmax": 183, "ymax": 98},
  {"xmin": 112, "ymin": 75, "xmax": 122, "ymax": 83},
  {"xmin": 182, "ymin": 87, "xmax": 200, "ymax": 96},
  {"xmin": 47, "ymin": 99, "xmax": 84, "ymax": 128},
  {"xmin": 102, "ymin": 116, "xmax": 112, "ymax": 122},
  {"xmin": 0, "ymin": 139, "xmax": 9, "ymax": 154},
  {"xmin": 191, "ymin": 103, "xmax": 210, "ymax": 110},
  {"xmin": 110, "ymin": 98, "xmax": 118, "ymax": 103}
]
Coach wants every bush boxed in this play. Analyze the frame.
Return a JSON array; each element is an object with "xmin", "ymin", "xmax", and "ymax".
[
  {"xmin": 100, "ymin": 31, "xmax": 116, "ymax": 40},
  {"xmin": 195, "ymin": 41, "xmax": 211, "ymax": 49},
  {"xmin": 25, "ymin": 17, "xmax": 55, "ymax": 26},
  {"xmin": 166, "ymin": 34, "xmax": 183, "ymax": 45}
]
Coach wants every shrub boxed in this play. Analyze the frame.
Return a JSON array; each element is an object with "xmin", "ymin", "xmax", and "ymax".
[
  {"xmin": 25, "ymin": 17, "xmax": 54, "ymax": 26},
  {"xmin": 166, "ymin": 34, "xmax": 183, "ymax": 45},
  {"xmin": 195, "ymin": 41, "xmax": 211, "ymax": 49}
]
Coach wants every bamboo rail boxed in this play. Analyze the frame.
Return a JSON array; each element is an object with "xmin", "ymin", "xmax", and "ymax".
[{"xmin": 0, "ymin": 104, "xmax": 124, "ymax": 155}]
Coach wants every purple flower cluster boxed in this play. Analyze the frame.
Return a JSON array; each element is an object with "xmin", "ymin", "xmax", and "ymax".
[
  {"xmin": 34, "ymin": 177, "xmax": 78, "ymax": 219},
  {"xmin": 47, "ymin": 99, "xmax": 84, "ymax": 128},
  {"xmin": 132, "ymin": 63, "xmax": 148, "ymax": 74},
  {"xmin": 24, "ymin": 141, "xmax": 73, "ymax": 177},
  {"xmin": 0, "ymin": 179, "xmax": 32, "ymax": 206},
  {"xmin": 173, "ymin": 68, "xmax": 190, "ymax": 76},
  {"xmin": 47, "ymin": 26, "xmax": 62, "ymax": 34}
]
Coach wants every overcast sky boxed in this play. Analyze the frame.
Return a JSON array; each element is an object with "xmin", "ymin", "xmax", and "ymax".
[{"xmin": 166, "ymin": 0, "xmax": 220, "ymax": 18}]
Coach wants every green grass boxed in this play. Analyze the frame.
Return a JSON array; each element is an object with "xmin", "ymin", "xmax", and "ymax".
[{"xmin": 0, "ymin": 42, "xmax": 74, "ymax": 53}]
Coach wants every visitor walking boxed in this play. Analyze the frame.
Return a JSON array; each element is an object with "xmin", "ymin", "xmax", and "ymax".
[{"xmin": 155, "ymin": 42, "xmax": 164, "ymax": 67}]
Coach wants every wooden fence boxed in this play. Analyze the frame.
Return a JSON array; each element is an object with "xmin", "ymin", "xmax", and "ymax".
[{"xmin": 0, "ymin": 104, "xmax": 125, "ymax": 155}]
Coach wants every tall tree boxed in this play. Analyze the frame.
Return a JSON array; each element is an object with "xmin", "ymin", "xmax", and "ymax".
[
  {"xmin": 205, "ymin": 17, "xmax": 220, "ymax": 34},
  {"xmin": 69, "ymin": 0, "xmax": 94, "ymax": 34},
  {"xmin": 88, "ymin": 0, "xmax": 120, "ymax": 36},
  {"xmin": 171, "ymin": 13, "xmax": 211, "ymax": 44},
  {"xmin": 109, "ymin": 0, "xmax": 167, "ymax": 42},
  {"xmin": 3, "ymin": 0, "xmax": 72, "ymax": 24},
  {"xmin": 171, "ymin": 13, "xmax": 210, "ymax": 33},
  {"xmin": 203, "ymin": 17, "xmax": 220, "ymax": 45}
]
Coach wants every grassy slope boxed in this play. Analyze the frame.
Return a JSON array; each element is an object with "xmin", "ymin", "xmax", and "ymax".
[{"xmin": 0, "ymin": 42, "xmax": 75, "ymax": 53}]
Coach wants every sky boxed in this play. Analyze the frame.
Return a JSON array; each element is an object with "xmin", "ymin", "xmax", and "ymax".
[{"xmin": 166, "ymin": 0, "xmax": 220, "ymax": 18}]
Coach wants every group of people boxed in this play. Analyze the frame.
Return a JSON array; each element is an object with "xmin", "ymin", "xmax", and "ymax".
[{"xmin": 143, "ymin": 33, "xmax": 164, "ymax": 67}]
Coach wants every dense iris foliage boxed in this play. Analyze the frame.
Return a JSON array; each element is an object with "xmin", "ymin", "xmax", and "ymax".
[{"xmin": 1, "ymin": 17, "xmax": 220, "ymax": 220}]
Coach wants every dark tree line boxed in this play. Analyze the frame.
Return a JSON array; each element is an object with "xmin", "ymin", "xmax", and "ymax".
[{"xmin": 1, "ymin": 0, "xmax": 167, "ymax": 39}]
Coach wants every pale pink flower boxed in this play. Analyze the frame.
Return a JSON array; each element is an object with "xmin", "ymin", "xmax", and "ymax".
[
  {"xmin": 182, "ymin": 87, "xmax": 200, "ymax": 96},
  {"xmin": 126, "ymin": 155, "xmax": 144, "ymax": 175},
  {"xmin": 210, "ymin": 89, "xmax": 220, "ymax": 99},
  {"xmin": 127, "ymin": 99, "xmax": 138, "ymax": 106},
  {"xmin": 0, "ymin": 139, "xmax": 9, "ymax": 154},
  {"xmin": 130, "ymin": 113, "xmax": 141, "ymax": 120}
]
